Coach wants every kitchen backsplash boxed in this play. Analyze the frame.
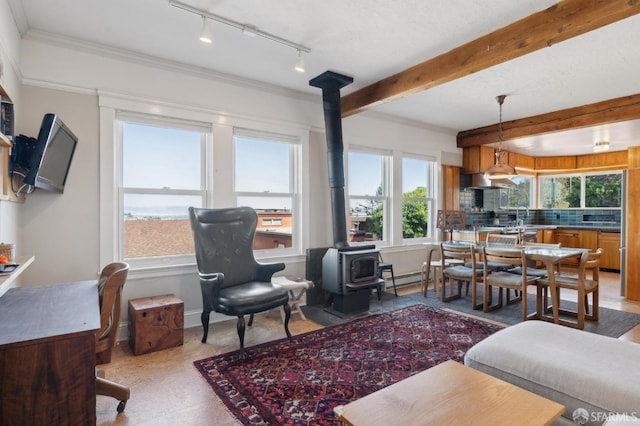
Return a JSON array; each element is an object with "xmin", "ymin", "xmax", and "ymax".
[{"xmin": 459, "ymin": 188, "xmax": 621, "ymax": 229}]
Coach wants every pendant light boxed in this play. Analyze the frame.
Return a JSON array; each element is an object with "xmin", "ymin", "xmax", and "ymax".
[{"xmin": 485, "ymin": 95, "xmax": 517, "ymax": 180}]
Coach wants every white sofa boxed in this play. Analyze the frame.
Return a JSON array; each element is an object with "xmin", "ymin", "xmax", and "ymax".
[{"xmin": 464, "ymin": 321, "xmax": 640, "ymax": 425}]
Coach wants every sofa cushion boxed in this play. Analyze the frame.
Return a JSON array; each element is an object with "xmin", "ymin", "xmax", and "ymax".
[{"xmin": 464, "ymin": 321, "xmax": 640, "ymax": 425}]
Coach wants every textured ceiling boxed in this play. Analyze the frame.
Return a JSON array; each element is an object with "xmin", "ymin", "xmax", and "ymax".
[{"xmin": 8, "ymin": 0, "xmax": 640, "ymax": 156}]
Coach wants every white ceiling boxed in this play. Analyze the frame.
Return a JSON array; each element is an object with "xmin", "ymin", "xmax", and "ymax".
[{"xmin": 8, "ymin": 0, "xmax": 640, "ymax": 156}]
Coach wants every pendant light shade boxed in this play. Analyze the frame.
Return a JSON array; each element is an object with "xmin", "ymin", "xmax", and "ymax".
[{"xmin": 485, "ymin": 95, "xmax": 517, "ymax": 180}]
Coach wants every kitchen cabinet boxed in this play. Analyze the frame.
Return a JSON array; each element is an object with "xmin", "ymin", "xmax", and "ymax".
[
  {"xmin": 507, "ymin": 151, "xmax": 535, "ymax": 170},
  {"xmin": 535, "ymin": 155, "xmax": 577, "ymax": 171},
  {"xmin": 554, "ymin": 228, "xmax": 580, "ymax": 265},
  {"xmin": 442, "ymin": 165, "xmax": 460, "ymax": 211},
  {"xmin": 579, "ymin": 230, "xmax": 599, "ymax": 252},
  {"xmin": 599, "ymin": 232, "xmax": 621, "ymax": 271},
  {"xmin": 462, "ymin": 146, "xmax": 495, "ymax": 174},
  {"xmin": 536, "ymin": 229, "xmax": 556, "ymax": 244}
]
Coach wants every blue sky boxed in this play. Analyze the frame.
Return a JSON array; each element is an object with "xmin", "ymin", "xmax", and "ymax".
[{"xmin": 122, "ymin": 122, "xmax": 427, "ymax": 214}]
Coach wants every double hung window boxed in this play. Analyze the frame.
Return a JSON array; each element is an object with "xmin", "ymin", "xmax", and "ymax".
[
  {"xmin": 401, "ymin": 156, "xmax": 437, "ymax": 240},
  {"xmin": 347, "ymin": 149, "xmax": 390, "ymax": 243},
  {"xmin": 233, "ymin": 129, "xmax": 301, "ymax": 254},
  {"xmin": 119, "ymin": 117, "xmax": 207, "ymax": 265}
]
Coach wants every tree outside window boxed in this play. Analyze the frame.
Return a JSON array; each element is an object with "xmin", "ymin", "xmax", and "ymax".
[
  {"xmin": 539, "ymin": 176, "xmax": 581, "ymax": 208},
  {"xmin": 539, "ymin": 172, "xmax": 621, "ymax": 208},
  {"xmin": 402, "ymin": 157, "xmax": 435, "ymax": 239},
  {"xmin": 500, "ymin": 175, "xmax": 533, "ymax": 208},
  {"xmin": 585, "ymin": 173, "xmax": 622, "ymax": 207}
]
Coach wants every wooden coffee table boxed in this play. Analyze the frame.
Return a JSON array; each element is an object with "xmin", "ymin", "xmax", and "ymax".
[{"xmin": 334, "ymin": 360, "xmax": 564, "ymax": 426}]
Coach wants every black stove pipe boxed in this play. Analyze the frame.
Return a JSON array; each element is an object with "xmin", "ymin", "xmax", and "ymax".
[{"xmin": 309, "ymin": 71, "xmax": 354, "ymax": 249}]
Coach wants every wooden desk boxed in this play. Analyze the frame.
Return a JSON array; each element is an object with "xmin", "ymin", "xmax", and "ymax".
[
  {"xmin": 0, "ymin": 280, "xmax": 100, "ymax": 425},
  {"xmin": 334, "ymin": 360, "xmax": 564, "ymax": 426}
]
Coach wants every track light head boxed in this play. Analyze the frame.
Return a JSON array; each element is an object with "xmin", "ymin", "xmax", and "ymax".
[
  {"xmin": 199, "ymin": 16, "xmax": 212, "ymax": 43},
  {"xmin": 294, "ymin": 51, "xmax": 305, "ymax": 73}
]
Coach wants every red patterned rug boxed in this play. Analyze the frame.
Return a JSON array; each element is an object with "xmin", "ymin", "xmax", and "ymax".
[{"xmin": 193, "ymin": 304, "xmax": 502, "ymax": 425}]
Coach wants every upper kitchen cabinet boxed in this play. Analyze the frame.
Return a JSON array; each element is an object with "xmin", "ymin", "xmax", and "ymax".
[
  {"xmin": 442, "ymin": 165, "xmax": 460, "ymax": 211},
  {"xmin": 462, "ymin": 146, "xmax": 495, "ymax": 174},
  {"xmin": 507, "ymin": 152, "xmax": 535, "ymax": 170},
  {"xmin": 535, "ymin": 155, "xmax": 577, "ymax": 171}
]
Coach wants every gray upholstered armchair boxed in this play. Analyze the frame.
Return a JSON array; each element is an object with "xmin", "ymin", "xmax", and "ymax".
[{"xmin": 189, "ymin": 206, "xmax": 291, "ymax": 357}]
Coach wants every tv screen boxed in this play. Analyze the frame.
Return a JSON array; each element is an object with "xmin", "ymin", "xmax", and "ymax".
[{"xmin": 24, "ymin": 113, "xmax": 78, "ymax": 193}]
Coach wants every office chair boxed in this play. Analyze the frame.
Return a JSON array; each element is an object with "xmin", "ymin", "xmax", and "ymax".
[
  {"xmin": 189, "ymin": 206, "xmax": 292, "ymax": 358},
  {"xmin": 95, "ymin": 262, "xmax": 131, "ymax": 413}
]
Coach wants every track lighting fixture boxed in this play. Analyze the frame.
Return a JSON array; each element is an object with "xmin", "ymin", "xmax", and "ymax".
[{"xmin": 170, "ymin": 0, "xmax": 311, "ymax": 72}]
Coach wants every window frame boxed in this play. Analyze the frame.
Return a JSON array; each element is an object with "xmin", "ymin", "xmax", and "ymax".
[
  {"xmin": 233, "ymin": 128, "xmax": 302, "ymax": 258},
  {"xmin": 347, "ymin": 146, "xmax": 391, "ymax": 245},
  {"xmin": 116, "ymin": 113, "xmax": 210, "ymax": 269},
  {"xmin": 99, "ymin": 93, "xmax": 310, "ymax": 273},
  {"xmin": 537, "ymin": 170, "xmax": 622, "ymax": 209},
  {"xmin": 499, "ymin": 173, "xmax": 536, "ymax": 209},
  {"xmin": 400, "ymin": 154, "xmax": 437, "ymax": 244}
]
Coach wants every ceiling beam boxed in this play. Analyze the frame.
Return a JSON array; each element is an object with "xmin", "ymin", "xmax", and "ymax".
[
  {"xmin": 340, "ymin": 0, "xmax": 640, "ymax": 118},
  {"xmin": 456, "ymin": 93, "xmax": 640, "ymax": 148}
]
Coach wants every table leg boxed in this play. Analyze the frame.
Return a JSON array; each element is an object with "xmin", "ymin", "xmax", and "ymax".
[{"xmin": 547, "ymin": 261, "xmax": 561, "ymax": 324}]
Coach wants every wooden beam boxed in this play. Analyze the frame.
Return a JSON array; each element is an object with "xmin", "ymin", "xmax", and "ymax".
[
  {"xmin": 457, "ymin": 93, "xmax": 640, "ymax": 147},
  {"xmin": 340, "ymin": 0, "xmax": 640, "ymax": 118}
]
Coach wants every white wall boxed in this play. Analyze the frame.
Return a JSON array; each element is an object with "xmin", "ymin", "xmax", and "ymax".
[
  {"xmin": 0, "ymin": 0, "xmax": 23, "ymax": 282},
  {"xmin": 10, "ymin": 31, "xmax": 459, "ymax": 334}
]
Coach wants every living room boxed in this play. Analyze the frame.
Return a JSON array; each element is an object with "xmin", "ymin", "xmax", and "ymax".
[{"xmin": 2, "ymin": 1, "xmax": 640, "ymax": 424}]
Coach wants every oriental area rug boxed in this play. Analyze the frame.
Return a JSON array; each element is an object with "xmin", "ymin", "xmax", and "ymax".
[{"xmin": 193, "ymin": 304, "xmax": 502, "ymax": 425}]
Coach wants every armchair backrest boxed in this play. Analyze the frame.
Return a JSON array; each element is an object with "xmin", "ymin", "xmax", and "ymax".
[{"xmin": 189, "ymin": 206, "xmax": 259, "ymax": 287}]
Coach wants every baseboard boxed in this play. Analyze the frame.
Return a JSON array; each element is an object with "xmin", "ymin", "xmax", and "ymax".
[{"xmin": 382, "ymin": 271, "xmax": 422, "ymax": 289}]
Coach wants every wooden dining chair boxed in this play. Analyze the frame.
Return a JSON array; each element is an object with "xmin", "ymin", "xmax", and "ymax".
[
  {"xmin": 421, "ymin": 247, "xmax": 463, "ymax": 297},
  {"xmin": 537, "ymin": 248, "xmax": 603, "ymax": 329},
  {"xmin": 440, "ymin": 242, "xmax": 483, "ymax": 308},
  {"xmin": 482, "ymin": 246, "xmax": 540, "ymax": 321}
]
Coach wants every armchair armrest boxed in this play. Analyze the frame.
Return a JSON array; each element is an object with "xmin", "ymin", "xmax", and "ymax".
[
  {"xmin": 200, "ymin": 272, "xmax": 224, "ymax": 312},
  {"xmin": 256, "ymin": 262, "xmax": 286, "ymax": 282}
]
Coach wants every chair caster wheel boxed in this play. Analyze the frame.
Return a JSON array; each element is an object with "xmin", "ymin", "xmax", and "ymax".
[{"xmin": 117, "ymin": 400, "xmax": 127, "ymax": 413}]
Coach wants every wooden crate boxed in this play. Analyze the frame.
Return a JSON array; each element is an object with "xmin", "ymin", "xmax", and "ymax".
[{"xmin": 128, "ymin": 294, "xmax": 184, "ymax": 356}]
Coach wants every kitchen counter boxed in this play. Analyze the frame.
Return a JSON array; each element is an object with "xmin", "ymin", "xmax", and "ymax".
[{"xmin": 474, "ymin": 225, "xmax": 620, "ymax": 233}]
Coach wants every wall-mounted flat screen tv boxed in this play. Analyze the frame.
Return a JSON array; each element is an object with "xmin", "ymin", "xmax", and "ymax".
[{"xmin": 24, "ymin": 113, "xmax": 78, "ymax": 193}]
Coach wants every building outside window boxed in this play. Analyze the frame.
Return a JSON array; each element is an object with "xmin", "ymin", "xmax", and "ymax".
[
  {"xmin": 347, "ymin": 149, "xmax": 390, "ymax": 243},
  {"xmin": 234, "ymin": 129, "xmax": 300, "ymax": 254},
  {"xmin": 119, "ymin": 118, "xmax": 207, "ymax": 264},
  {"xmin": 401, "ymin": 156, "xmax": 437, "ymax": 240}
]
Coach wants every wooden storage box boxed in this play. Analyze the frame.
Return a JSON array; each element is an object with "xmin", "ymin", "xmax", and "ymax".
[{"xmin": 128, "ymin": 294, "xmax": 184, "ymax": 356}]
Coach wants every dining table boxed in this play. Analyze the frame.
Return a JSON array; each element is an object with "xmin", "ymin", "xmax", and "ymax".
[
  {"xmin": 521, "ymin": 246, "xmax": 588, "ymax": 324},
  {"xmin": 426, "ymin": 241, "xmax": 588, "ymax": 323}
]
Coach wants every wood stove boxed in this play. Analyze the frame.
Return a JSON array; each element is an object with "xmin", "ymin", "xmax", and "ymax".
[
  {"xmin": 310, "ymin": 71, "xmax": 383, "ymax": 315},
  {"xmin": 322, "ymin": 246, "xmax": 383, "ymax": 315}
]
